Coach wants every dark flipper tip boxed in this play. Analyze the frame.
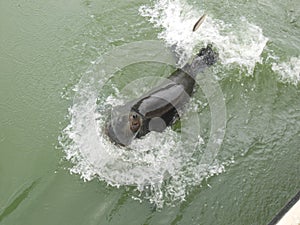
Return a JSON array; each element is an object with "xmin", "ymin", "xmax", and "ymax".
[
  {"xmin": 192, "ymin": 14, "xmax": 207, "ymax": 32},
  {"xmin": 197, "ymin": 44, "xmax": 218, "ymax": 66}
]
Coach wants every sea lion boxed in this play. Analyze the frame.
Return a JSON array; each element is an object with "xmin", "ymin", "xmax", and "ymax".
[{"xmin": 105, "ymin": 44, "xmax": 218, "ymax": 146}]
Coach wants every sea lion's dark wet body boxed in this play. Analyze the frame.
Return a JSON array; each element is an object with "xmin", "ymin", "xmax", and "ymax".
[{"xmin": 106, "ymin": 45, "xmax": 218, "ymax": 146}]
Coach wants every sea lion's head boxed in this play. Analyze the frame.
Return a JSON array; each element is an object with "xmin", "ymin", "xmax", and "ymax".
[{"xmin": 106, "ymin": 107, "xmax": 142, "ymax": 146}]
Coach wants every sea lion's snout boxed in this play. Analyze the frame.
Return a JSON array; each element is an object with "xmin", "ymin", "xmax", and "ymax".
[
  {"xmin": 129, "ymin": 112, "xmax": 141, "ymax": 132},
  {"xmin": 106, "ymin": 109, "xmax": 142, "ymax": 146}
]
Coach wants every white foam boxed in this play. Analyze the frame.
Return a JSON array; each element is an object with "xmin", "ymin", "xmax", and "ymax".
[
  {"xmin": 272, "ymin": 57, "xmax": 300, "ymax": 85},
  {"xmin": 59, "ymin": 72, "xmax": 228, "ymax": 207},
  {"xmin": 58, "ymin": 0, "xmax": 297, "ymax": 208},
  {"xmin": 139, "ymin": 0, "xmax": 268, "ymax": 74},
  {"xmin": 59, "ymin": 0, "xmax": 259, "ymax": 208}
]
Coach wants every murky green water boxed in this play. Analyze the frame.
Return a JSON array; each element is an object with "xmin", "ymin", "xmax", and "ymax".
[{"xmin": 0, "ymin": 0, "xmax": 299, "ymax": 225}]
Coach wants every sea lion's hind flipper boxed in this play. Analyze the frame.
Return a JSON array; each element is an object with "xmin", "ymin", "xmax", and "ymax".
[{"xmin": 197, "ymin": 44, "xmax": 218, "ymax": 66}]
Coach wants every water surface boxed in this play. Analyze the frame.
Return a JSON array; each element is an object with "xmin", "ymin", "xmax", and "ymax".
[{"xmin": 0, "ymin": 0, "xmax": 299, "ymax": 224}]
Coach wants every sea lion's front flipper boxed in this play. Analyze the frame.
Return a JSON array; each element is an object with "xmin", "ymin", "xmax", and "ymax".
[{"xmin": 192, "ymin": 14, "xmax": 207, "ymax": 32}]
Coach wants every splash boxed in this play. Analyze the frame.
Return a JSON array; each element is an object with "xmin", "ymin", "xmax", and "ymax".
[
  {"xmin": 139, "ymin": 0, "xmax": 268, "ymax": 74},
  {"xmin": 58, "ymin": 0, "xmax": 245, "ymax": 208},
  {"xmin": 57, "ymin": 0, "xmax": 298, "ymax": 209},
  {"xmin": 272, "ymin": 57, "xmax": 300, "ymax": 85},
  {"xmin": 59, "ymin": 73, "xmax": 227, "ymax": 208}
]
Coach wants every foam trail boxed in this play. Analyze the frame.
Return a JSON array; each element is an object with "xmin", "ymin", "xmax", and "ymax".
[
  {"xmin": 139, "ymin": 0, "xmax": 268, "ymax": 74},
  {"xmin": 272, "ymin": 57, "xmax": 300, "ymax": 85}
]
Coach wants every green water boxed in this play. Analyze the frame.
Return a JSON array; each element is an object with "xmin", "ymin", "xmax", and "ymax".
[{"xmin": 0, "ymin": 0, "xmax": 299, "ymax": 225}]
